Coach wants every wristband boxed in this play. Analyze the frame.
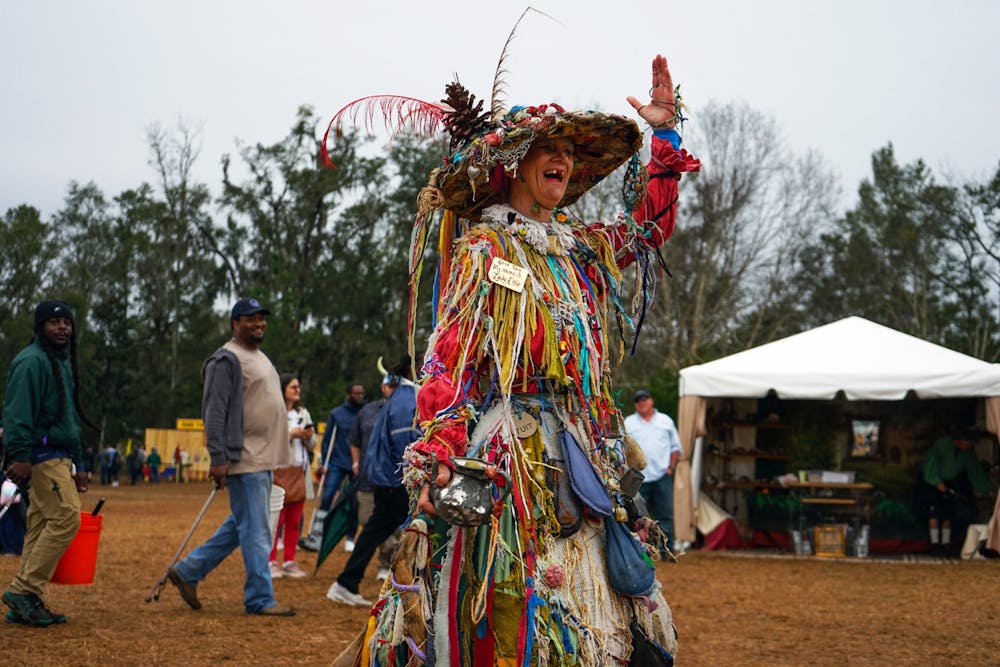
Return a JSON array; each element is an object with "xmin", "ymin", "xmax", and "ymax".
[{"xmin": 653, "ymin": 128, "xmax": 681, "ymax": 150}]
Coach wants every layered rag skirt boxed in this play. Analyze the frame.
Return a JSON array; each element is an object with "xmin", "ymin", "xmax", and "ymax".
[{"xmin": 357, "ymin": 397, "xmax": 677, "ymax": 666}]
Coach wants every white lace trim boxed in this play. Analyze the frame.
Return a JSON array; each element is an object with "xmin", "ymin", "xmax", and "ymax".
[{"xmin": 481, "ymin": 204, "xmax": 577, "ymax": 256}]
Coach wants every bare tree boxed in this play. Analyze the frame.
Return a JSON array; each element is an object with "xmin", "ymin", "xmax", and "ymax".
[{"xmin": 621, "ymin": 101, "xmax": 838, "ymax": 376}]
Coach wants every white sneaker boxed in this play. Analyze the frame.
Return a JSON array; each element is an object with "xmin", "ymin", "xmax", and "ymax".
[
  {"xmin": 269, "ymin": 561, "xmax": 283, "ymax": 579},
  {"xmin": 376, "ymin": 567, "xmax": 390, "ymax": 582},
  {"xmin": 326, "ymin": 582, "xmax": 372, "ymax": 607},
  {"xmin": 344, "ymin": 539, "xmax": 355, "ymax": 553},
  {"xmin": 282, "ymin": 561, "xmax": 308, "ymax": 579}
]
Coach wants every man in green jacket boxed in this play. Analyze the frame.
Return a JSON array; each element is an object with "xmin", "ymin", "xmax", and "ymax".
[
  {"xmin": 2, "ymin": 300, "xmax": 92, "ymax": 627},
  {"xmin": 919, "ymin": 429, "xmax": 994, "ymax": 556}
]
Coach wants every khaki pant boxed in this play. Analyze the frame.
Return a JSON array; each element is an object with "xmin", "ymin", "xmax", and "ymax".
[
  {"xmin": 9, "ymin": 458, "xmax": 81, "ymax": 596},
  {"xmin": 356, "ymin": 490, "xmax": 399, "ymax": 569}
]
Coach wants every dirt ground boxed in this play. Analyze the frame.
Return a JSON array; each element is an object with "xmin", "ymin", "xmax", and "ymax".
[{"xmin": 1, "ymin": 482, "xmax": 997, "ymax": 666}]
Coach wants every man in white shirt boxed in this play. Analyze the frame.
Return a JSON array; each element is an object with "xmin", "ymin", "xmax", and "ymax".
[{"xmin": 624, "ymin": 388, "xmax": 682, "ymax": 552}]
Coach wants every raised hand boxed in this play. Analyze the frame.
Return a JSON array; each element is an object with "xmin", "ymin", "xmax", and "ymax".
[{"xmin": 626, "ymin": 54, "xmax": 677, "ymax": 129}]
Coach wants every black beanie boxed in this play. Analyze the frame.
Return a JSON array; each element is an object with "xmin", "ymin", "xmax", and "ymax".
[{"xmin": 34, "ymin": 300, "xmax": 75, "ymax": 332}]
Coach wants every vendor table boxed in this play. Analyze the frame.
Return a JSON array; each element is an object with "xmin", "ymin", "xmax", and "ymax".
[{"xmin": 785, "ymin": 481, "xmax": 874, "ymax": 540}]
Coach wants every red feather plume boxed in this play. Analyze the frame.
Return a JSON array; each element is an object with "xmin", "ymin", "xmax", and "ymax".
[{"xmin": 320, "ymin": 95, "xmax": 447, "ymax": 169}]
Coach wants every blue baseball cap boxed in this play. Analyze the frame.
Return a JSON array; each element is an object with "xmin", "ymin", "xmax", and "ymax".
[
  {"xmin": 230, "ymin": 297, "xmax": 270, "ymax": 320},
  {"xmin": 633, "ymin": 388, "xmax": 653, "ymax": 401}
]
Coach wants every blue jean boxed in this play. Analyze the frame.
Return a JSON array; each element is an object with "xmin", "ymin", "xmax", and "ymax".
[
  {"xmin": 641, "ymin": 473, "xmax": 675, "ymax": 550},
  {"xmin": 174, "ymin": 471, "xmax": 276, "ymax": 613},
  {"xmin": 321, "ymin": 467, "xmax": 359, "ymax": 538},
  {"xmin": 320, "ymin": 467, "xmax": 350, "ymax": 510}
]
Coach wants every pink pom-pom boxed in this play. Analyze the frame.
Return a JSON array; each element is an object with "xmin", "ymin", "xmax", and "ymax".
[{"xmin": 543, "ymin": 564, "xmax": 565, "ymax": 588}]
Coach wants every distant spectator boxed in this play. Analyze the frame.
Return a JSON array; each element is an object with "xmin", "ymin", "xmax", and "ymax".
[
  {"xmin": 624, "ymin": 389, "xmax": 683, "ymax": 553},
  {"xmin": 917, "ymin": 429, "xmax": 994, "ymax": 556},
  {"xmin": 101, "ymin": 445, "xmax": 120, "ymax": 487},
  {"xmin": 349, "ymin": 378, "xmax": 394, "ymax": 581},
  {"xmin": 3, "ymin": 300, "xmax": 93, "ymax": 626},
  {"xmin": 166, "ymin": 297, "xmax": 295, "ymax": 616},
  {"xmin": 146, "ymin": 447, "xmax": 162, "ymax": 483},
  {"xmin": 300, "ymin": 383, "xmax": 365, "ymax": 552},
  {"xmin": 327, "ymin": 356, "xmax": 418, "ymax": 606},
  {"xmin": 174, "ymin": 447, "xmax": 184, "ymax": 483},
  {"xmin": 269, "ymin": 374, "xmax": 316, "ymax": 579},
  {"xmin": 127, "ymin": 445, "xmax": 146, "ymax": 485}
]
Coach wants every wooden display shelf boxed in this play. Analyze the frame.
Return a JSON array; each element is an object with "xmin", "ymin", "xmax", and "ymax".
[
  {"xmin": 726, "ymin": 421, "xmax": 794, "ymax": 430},
  {"xmin": 800, "ymin": 497, "xmax": 856, "ymax": 505},
  {"xmin": 707, "ymin": 480, "xmax": 785, "ymax": 490},
  {"xmin": 785, "ymin": 481, "xmax": 873, "ymax": 491},
  {"xmin": 705, "ymin": 450, "xmax": 792, "ymax": 461},
  {"xmin": 730, "ymin": 452, "xmax": 792, "ymax": 460}
]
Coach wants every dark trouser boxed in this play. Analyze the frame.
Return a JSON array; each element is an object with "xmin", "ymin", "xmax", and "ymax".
[
  {"xmin": 641, "ymin": 473, "xmax": 675, "ymax": 550},
  {"xmin": 337, "ymin": 485, "xmax": 408, "ymax": 593},
  {"xmin": 919, "ymin": 483, "xmax": 957, "ymax": 523},
  {"xmin": 917, "ymin": 472, "xmax": 974, "ymax": 523}
]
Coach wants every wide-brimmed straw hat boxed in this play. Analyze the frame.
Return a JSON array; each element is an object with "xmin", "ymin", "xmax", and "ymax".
[
  {"xmin": 422, "ymin": 100, "xmax": 642, "ymax": 220},
  {"xmin": 323, "ymin": 87, "xmax": 642, "ymax": 222}
]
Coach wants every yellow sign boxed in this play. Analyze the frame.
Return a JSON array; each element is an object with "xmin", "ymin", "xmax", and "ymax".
[{"xmin": 176, "ymin": 418, "xmax": 204, "ymax": 431}]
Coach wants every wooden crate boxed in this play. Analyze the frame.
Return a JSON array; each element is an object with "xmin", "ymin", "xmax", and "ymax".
[{"xmin": 814, "ymin": 524, "xmax": 846, "ymax": 558}]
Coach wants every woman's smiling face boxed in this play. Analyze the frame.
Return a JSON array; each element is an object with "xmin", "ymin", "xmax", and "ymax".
[{"xmin": 508, "ymin": 137, "xmax": 575, "ymax": 219}]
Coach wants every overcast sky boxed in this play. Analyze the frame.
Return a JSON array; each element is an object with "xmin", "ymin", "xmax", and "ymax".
[{"xmin": 2, "ymin": 0, "xmax": 998, "ymax": 218}]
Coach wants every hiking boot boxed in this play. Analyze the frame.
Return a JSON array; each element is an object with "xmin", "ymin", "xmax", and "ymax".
[
  {"xmin": 282, "ymin": 562, "xmax": 307, "ymax": 579},
  {"xmin": 38, "ymin": 600, "xmax": 67, "ymax": 624},
  {"xmin": 326, "ymin": 582, "xmax": 371, "ymax": 607},
  {"xmin": 248, "ymin": 603, "xmax": 296, "ymax": 617},
  {"xmin": 167, "ymin": 567, "xmax": 201, "ymax": 610},
  {"xmin": 2, "ymin": 591, "xmax": 63, "ymax": 627},
  {"xmin": 5, "ymin": 606, "xmax": 67, "ymax": 626},
  {"xmin": 269, "ymin": 561, "xmax": 284, "ymax": 579}
]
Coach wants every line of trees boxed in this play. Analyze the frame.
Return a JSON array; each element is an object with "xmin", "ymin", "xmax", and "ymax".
[{"xmin": 2, "ymin": 102, "xmax": 999, "ymax": 443}]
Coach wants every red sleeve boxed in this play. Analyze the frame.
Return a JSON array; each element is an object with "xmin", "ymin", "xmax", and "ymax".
[
  {"xmin": 610, "ymin": 136, "xmax": 701, "ymax": 267},
  {"xmin": 414, "ymin": 370, "xmax": 469, "ymax": 464}
]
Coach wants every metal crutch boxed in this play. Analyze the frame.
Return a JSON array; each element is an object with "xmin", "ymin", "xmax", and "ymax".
[
  {"xmin": 145, "ymin": 484, "xmax": 219, "ymax": 603},
  {"xmin": 303, "ymin": 424, "xmax": 337, "ymax": 541}
]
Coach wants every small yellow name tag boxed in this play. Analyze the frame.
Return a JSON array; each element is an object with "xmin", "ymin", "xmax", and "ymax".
[{"xmin": 488, "ymin": 257, "xmax": 529, "ymax": 293}]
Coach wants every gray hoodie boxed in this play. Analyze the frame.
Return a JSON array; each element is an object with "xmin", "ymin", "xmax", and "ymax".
[{"xmin": 201, "ymin": 348, "xmax": 245, "ymax": 466}]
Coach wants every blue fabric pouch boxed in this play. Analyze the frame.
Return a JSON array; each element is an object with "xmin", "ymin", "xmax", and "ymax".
[
  {"xmin": 560, "ymin": 429, "xmax": 612, "ymax": 517},
  {"xmin": 604, "ymin": 516, "xmax": 656, "ymax": 597}
]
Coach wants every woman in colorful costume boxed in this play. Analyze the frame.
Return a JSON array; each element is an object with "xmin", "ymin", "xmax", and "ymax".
[{"xmin": 330, "ymin": 53, "xmax": 699, "ymax": 666}]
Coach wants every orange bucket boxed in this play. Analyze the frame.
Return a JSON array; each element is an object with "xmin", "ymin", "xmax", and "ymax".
[{"xmin": 51, "ymin": 513, "xmax": 102, "ymax": 585}]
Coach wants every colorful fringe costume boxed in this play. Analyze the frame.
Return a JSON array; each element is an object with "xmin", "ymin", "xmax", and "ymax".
[
  {"xmin": 322, "ymin": 41, "xmax": 700, "ymax": 661},
  {"xmin": 343, "ymin": 121, "xmax": 700, "ymax": 665}
]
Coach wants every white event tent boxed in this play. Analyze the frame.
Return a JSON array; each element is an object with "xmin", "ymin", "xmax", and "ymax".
[{"xmin": 669, "ymin": 316, "xmax": 1000, "ymax": 544}]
